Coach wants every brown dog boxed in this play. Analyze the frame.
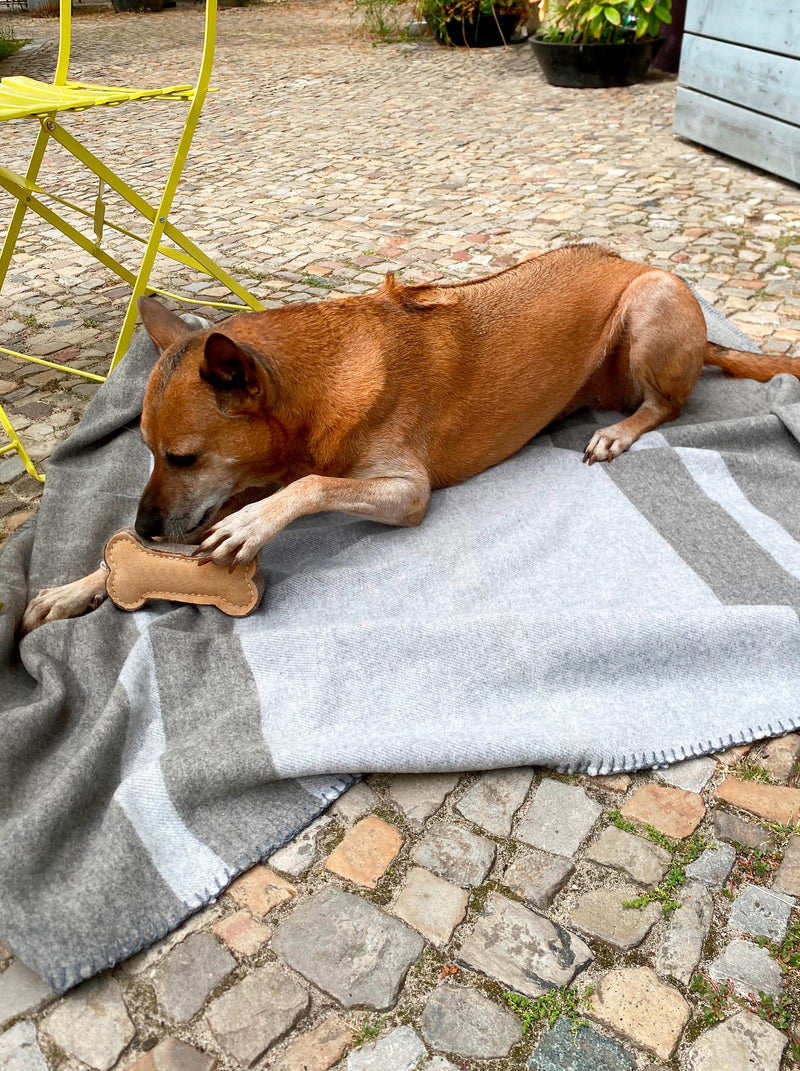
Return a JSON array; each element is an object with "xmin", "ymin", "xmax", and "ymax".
[{"xmin": 20, "ymin": 243, "xmax": 800, "ymax": 634}]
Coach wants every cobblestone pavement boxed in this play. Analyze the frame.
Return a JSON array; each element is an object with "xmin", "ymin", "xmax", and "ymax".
[{"xmin": 2, "ymin": 1, "xmax": 800, "ymax": 1069}]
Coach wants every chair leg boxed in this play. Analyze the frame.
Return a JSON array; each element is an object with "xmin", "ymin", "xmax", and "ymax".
[
  {"xmin": 110, "ymin": 85, "xmax": 214, "ymax": 371},
  {"xmin": 0, "ymin": 404, "xmax": 44, "ymax": 482},
  {"xmin": 0, "ymin": 121, "xmax": 51, "ymax": 295}
]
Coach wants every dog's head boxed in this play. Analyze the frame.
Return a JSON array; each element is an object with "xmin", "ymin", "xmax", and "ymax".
[{"xmin": 134, "ymin": 298, "xmax": 284, "ymax": 543}]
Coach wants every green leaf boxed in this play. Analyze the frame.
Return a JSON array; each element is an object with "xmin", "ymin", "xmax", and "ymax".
[
  {"xmin": 654, "ymin": 5, "xmax": 671, "ymax": 21},
  {"xmin": 604, "ymin": 6, "xmax": 620, "ymax": 23},
  {"xmin": 586, "ymin": 3, "xmax": 603, "ymax": 18}
]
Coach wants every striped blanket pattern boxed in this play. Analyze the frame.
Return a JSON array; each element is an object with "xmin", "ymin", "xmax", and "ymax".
[{"xmin": 2, "ymin": 297, "xmax": 799, "ymax": 991}]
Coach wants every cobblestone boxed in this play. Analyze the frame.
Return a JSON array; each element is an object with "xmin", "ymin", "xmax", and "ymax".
[
  {"xmin": 713, "ymin": 809, "xmax": 771, "ymax": 850},
  {"xmin": 40, "ymin": 977, "xmax": 135, "ymax": 1071},
  {"xmin": 656, "ymin": 757, "xmax": 716, "ymax": 793},
  {"xmin": 388, "ymin": 775, "xmax": 459, "ymax": 828},
  {"xmin": 527, "ymin": 1016, "xmax": 636, "ymax": 1071},
  {"xmin": 588, "ymin": 967, "xmax": 690, "ymax": 1062},
  {"xmin": 772, "ymin": 835, "xmax": 800, "ymax": 895},
  {"xmin": 454, "ymin": 767, "xmax": 533, "ymax": 836},
  {"xmin": 419, "ymin": 985, "xmax": 522, "ymax": 1058},
  {"xmin": 205, "ymin": 965, "xmax": 309, "ymax": 1066},
  {"xmin": 654, "ymin": 881, "xmax": 713, "ymax": 986},
  {"xmin": 683, "ymin": 840, "xmax": 736, "ymax": 889},
  {"xmin": 516, "ymin": 779, "xmax": 602, "ymax": 857},
  {"xmin": 331, "ymin": 781, "xmax": 378, "ymax": 824},
  {"xmin": 756, "ymin": 734, "xmax": 800, "ymax": 783},
  {"xmin": 325, "ymin": 816, "xmax": 404, "ymax": 888},
  {"xmin": 151, "ymin": 933, "xmax": 235, "ymax": 1022},
  {"xmin": 271, "ymin": 886, "xmax": 424, "ymax": 1009},
  {"xmin": 3, "ymin": 1, "xmax": 800, "ymax": 1065},
  {"xmin": 391, "ymin": 867, "xmax": 468, "ymax": 946},
  {"xmin": 569, "ymin": 883, "xmax": 662, "ymax": 951},
  {"xmin": 727, "ymin": 883, "xmax": 794, "ymax": 941},
  {"xmin": 411, "ymin": 823, "xmax": 495, "ymax": 886},
  {"xmin": 346, "ymin": 1026, "xmax": 426, "ymax": 1071},
  {"xmin": 584, "ymin": 825, "xmax": 672, "ymax": 885},
  {"xmin": 502, "ymin": 848, "xmax": 575, "ymax": 908},
  {"xmin": 457, "ymin": 892, "xmax": 592, "ymax": 997},
  {"xmin": 228, "ymin": 865, "xmax": 297, "ymax": 916},
  {"xmin": 686, "ymin": 1010, "xmax": 786, "ymax": 1071},
  {"xmin": 708, "ymin": 939, "xmax": 784, "ymax": 998},
  {"xmin": 620, "ymin": 785, "xmax": 705, "ymax": 838},
  {"xmin": 128, "ymin": 1037, "xmax": 215, "ymax": 1071},
  {"xmin": 212, "ymin": 910, "xmax": 272, "ymax": 956},
  {"xmin": 712, "ymin": 777, "xmax": 800, "ymax": 824},
  {"xmin": 269, "ymin": 1015, "xmax": 353, "ymax": 1071},
  {"xmin": 0, "ymin": 1022, "xmax": 48, "ymax": 1071},
  {"xmin": 0, "ymin": 961, "xmax": 54, "ymax": 1028},
  {"xmin": 268, "ymin": 815, "xmax": 333, "ymax": 877}
]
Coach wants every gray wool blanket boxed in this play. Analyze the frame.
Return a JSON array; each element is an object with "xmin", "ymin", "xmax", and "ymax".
[{"xmin": 2, "ymin": 295, "xmax": 800, "ymax": 993}]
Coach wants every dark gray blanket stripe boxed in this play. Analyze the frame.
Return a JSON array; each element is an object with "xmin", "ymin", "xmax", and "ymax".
[
  {"xmin": 602, "ymin": 449, "xmax": 800, "ymax": 610},
  {"xmin": 152, "ymin": 620, "xmax": 332, "ymax": 864}
]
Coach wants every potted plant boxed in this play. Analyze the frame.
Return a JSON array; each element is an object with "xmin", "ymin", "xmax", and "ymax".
[
  {"xmin": 418, "ymin": 0, "xmax": 531, "ymax": 48},
  {"xmin": 532, "ymin": 0, "xmax": 670, "ymax": 87}
]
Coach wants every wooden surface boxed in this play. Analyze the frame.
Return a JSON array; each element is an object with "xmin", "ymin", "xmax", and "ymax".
[
  {"xmin": 679, "ymin": 35, "xmax": 800, "ymax": 129},
  {"xmin": 684, "ymin": 0, "xmax": 799, "ymax": 59},
  {"xmin": 674, "ymin": 87, "xmax": 800, "ymax": 185}
]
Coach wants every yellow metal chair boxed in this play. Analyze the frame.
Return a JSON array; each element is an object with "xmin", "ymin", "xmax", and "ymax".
[{"xmin": 0, "ymin": 0, "xmax": 264, "ymax": 481}]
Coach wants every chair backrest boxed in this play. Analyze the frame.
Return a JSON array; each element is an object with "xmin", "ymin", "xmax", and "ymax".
[{"xmin": 53, "ymin": 0, "xmax": 218, "ymax": 93}]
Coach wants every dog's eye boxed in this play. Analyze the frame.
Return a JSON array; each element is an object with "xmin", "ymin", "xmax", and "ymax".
[{"xmin": 165, "ymin": 452, "xmax": 198, "ymax": 468}]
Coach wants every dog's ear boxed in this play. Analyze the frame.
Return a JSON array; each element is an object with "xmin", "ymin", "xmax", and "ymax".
[
  {"xmin": 138, "ymin": 296, "xmax": 192, "ymax": 354},
  {"xmin": 200, "ymin": 333, "xmax": 275, "ymax": 415}
]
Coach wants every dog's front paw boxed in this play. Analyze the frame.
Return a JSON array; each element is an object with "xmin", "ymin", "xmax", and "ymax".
[
  {"xmin": 20, "ymin": 573, "xmax": 108, "ymax": 637},
  {"xmin": 194, "ymin": 502, "xmax": 270, "ymax": 569}
]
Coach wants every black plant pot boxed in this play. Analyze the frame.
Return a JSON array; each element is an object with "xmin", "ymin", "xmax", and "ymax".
[
  {"xmin": 437, "ymin": 13, "xmax": 519, "ymax": 47},
  {"xmin": 111, "ymin": 0, "xmax": 164, "ymax": 11},
  {"xmin": 531, "ymin": 37, "xmax": 661, "ymax": 87}
]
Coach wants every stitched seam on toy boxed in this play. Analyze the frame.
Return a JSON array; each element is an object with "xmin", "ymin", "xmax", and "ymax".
[{"xmin": 106, "ymin": 540, "xmax": 255, "ymax": 608}]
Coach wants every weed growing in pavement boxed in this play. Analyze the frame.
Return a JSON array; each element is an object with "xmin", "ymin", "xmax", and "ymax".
[
  {"xmin": 503, "ymin": 983, "xmax": 594, "ymax": 1037},
  {"xmin": 756, "ymin": 918, "xmax": 800, "ymax": 976},
  {"xmin": 608, "ymin": 811, "xmax": 713, "ymax": 915},
  {"xmin": 350, "ymin": 0, "xmax": 409, "ymax": 42},
  {"xmin": 690, "ymin": 972, "xmax": 734, "ymax": 1024},
  {"xmin": 763, "ymin": 820, "xmax": 800, "ymax": 847},
  {"xmin": 351, "ymin": 1014, "xmax": 387, "ymax": 1048},
  {"xmin": 301, "ymin": 276, "xmax": 336, "ymax": 290},
  {"xmin": 733, "ymin": 758, "xmax": 774, "ymax": 784},
  {"xmin": 12, "ymin": 311, "xmax": 39, "ymax": 329},
  {"xmin": 732, "ymin": 846, "xmax": 783, "ymax": 887}
]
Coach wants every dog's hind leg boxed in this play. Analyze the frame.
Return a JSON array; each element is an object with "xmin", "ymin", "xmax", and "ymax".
[{"xmin": 583, "ymin": 271, "xmax": 706, "ymax": 465}]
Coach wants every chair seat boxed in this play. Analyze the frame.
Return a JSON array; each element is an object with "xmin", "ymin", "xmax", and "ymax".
[{"xmin": 0, "ymin": 77, "xmax": 195, "ymax": 122}]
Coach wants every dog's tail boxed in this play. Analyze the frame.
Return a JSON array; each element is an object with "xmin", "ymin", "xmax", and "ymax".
[{"xmin": 705, "ymin": 342, "xmax": 800, "ymax": 382}]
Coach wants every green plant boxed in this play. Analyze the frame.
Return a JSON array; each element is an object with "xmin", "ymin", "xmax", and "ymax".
[
  {"xmin": 503, "ymin": 984, "xmax": 594, "ymax": 1036},
  {"xmin": 416, "ymin": 0, "xmax": 529, "ymax": 45},
  {"xmin": 351, "ymin": 1015, "xmax": 386, "ymax": 1048},
  {"xmin": 690, "ymin": 972, "xmax": 734, "ymax": 1024},
  {"xmin": 733, "ymin": 758, "xmax": 774, "ymax": 783},
  {"xmin": 536, "ymin": 0, "xmax": 670, "ymax": 44},
  {"xmin": 612, "ymin": 821, "xmax": 713, "ymax": 915},
  {"xmin": 0, "ymin": 17, "xmax": 27, "ymax": 62},
  {"xmin": 351, "ymin": 0, "xmax": 407, "ymax": 41}
]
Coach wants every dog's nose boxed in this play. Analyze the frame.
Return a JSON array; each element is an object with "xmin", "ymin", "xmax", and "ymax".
[{"xmin": 134, "ymin": 503, "xmax": 163, "ymax": 539}]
